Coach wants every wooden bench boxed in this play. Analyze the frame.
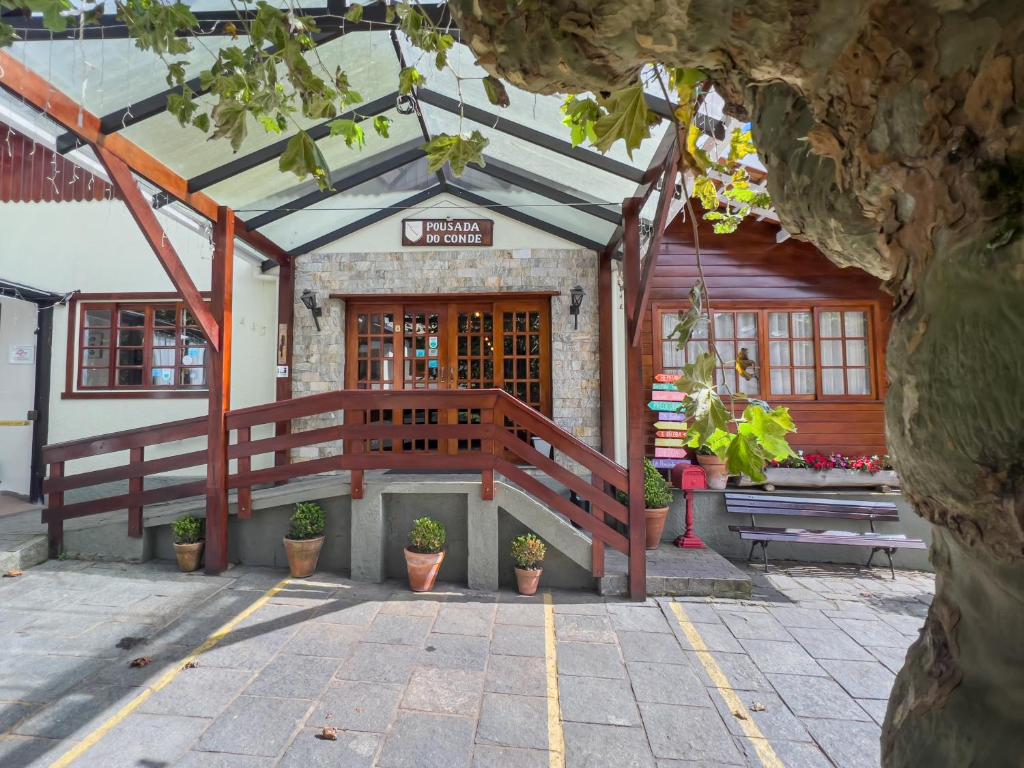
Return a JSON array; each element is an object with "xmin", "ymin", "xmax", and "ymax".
[{"xmin": 724, "ymin": 492, "xmax": 926, "ymax": 578}]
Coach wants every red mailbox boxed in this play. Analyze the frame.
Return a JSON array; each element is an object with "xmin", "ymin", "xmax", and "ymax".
[{"xmin": 672, "ymin": 464, "xmax": 707, "ymax": 549}]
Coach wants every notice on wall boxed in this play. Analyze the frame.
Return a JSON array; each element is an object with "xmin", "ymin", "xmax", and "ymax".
[
  {"xmin": 8, "ymin": 345, "xmax": 34, "ymax": 365},
  {"xmin": 402, "ymin": 218, "xmax": 494, "ymax": 247}
]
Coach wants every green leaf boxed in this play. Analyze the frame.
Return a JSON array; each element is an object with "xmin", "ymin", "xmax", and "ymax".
[
  {"xmin": 165, "ymin": 61, "xmax": 186, "ymax": 87},
  {"xmin": 343, "ymin": 4, "xmax": 363, "ymax": 22},
  {"xmin": 688, "ymin": 388, "xmax": 730, "ymax": 444},
  {"xmin": 422, "ymin": 131, "xmax": 488, "ymax": 176},
  {"xmin": 191, "ymin": 112, "xmax": 210, "ymax": 132},
  {"xmin": 372, "ymin": 115, "xmax": 392, "ymax": 139},
  {"xmin": 692, "ymin": 175, "xmax": 718, "ymax": 212},
  {"xmin": 592, "ymin": 83, "xmax": 660, "ymax": 157},
  {"xmin": 24, "ymin": 0, "xmax": 70, "ymax": 33},
  {"xmin": 279, "ymin": 130, "xmax": 331, "ymax": 190},
  {"xmin": 726, "ymin": 431, "xmax": 767, "ymax": 481},
  {"xmin": 329, "ymin": 118, "xmax": 366, "ymax": 149},
  {"xmin": 730, "ymin": 128, "xmax": 757, "ymax": 161},
  {"xmin": 0, "ymin": 20, "xmax": 17, "ymax": 46},
  {"xmin": 166, "ymin": 88, "xmax": 197, "ymax": 128},
  {"xmin": 209, "ymin": 99, "xmax": 248, "ymax": 151},
  {"xmin": 399, "ymin": 66, "xmax": 425, "ymax": 95},
  {"xmin": 561, "ymin": 95, "xmax": 602, "ymax": 147},
  {"xmin": 482, "ymin": 76, "xmax": 510, "ymax": 108}
]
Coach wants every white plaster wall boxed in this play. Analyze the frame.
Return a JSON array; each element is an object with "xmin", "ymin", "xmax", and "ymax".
[
  {"xmin": 0, "ymin": 200, "xmax": 280, "ymax": 474},
  {"xmin": 0, "ymin": 296, "xmax": 38, "ymax": 495}
]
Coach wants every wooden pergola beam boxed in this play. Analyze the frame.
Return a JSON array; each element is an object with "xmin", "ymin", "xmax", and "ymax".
[
  {"xmin": 95, "ymin": 146, "xmax": 221, "ymax": 349},
  {"xmin": 0, "ymin": 51, "xmax": 290, "ymax": 266}
]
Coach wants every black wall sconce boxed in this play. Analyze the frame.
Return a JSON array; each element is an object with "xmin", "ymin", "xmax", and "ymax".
[
  {"xmin": 300, "ymin": 289, "xmax": 323, "ymax": 332},
  {"xmin": 569, "ymin": 285, "xmax": 586, "ymax": 329}
]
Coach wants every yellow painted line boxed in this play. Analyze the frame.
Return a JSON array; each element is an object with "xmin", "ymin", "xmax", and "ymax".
[
  {"xmin": 50, "ymin": 577, "xmax": 290, "ymax": 768},
  {"xmin": 543, "ymin": 592, "xmax": 565, "ymax": 768},
  {"xmin": 0, "ymin": 420, "xmax": 31, "ymax": 427},
  {"xmin": 669, "ymin": 602, "xmax": 785, "ymax": 768}
]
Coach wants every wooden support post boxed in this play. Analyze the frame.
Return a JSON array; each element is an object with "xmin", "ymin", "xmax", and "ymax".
[
  {"xmin": 349, "ymin": 409, "xmax": 365, "ymax": 500},
  {"xmin": 593, "ymin": 250, "xmax": 616, "ymax": 578},
  {"xmin": 480, "ymin": 405, "xmax": 495, "ymax": 500},
  {"xmin": 274, "ymin": 258, "xmax": 295, "ymax": 469},
  {"xmin": 128, "ymin": 446, "xmax": 144, "ymax": 538},
  {"xmin": 623, "ymin": 198, "xmax": 647, "ymax": 601},
  {"xmin": 237, "ymin": 426, "xmax": 252, "ymax": 519},
  {"xmin": 205, "ymin": 207, "xmax": 235, "ymax": 574},
  {"xmin": 47, "ymin": 461, "xmax": 64, "ymax": 559}
]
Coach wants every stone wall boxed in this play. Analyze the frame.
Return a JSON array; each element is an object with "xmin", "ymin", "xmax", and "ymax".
[{"xmin": 292, "ymin": 247, "xmax": 600, "ymax": 463}]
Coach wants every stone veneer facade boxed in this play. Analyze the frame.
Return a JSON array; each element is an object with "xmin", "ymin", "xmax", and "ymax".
[{"xmin": 292, "ymin": 247, "xmax": 600, "ymax": 464}]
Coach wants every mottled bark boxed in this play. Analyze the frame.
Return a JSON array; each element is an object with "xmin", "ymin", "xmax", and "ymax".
[{"xmin": 451, "ymin": 1, "xmax": 1024, "ymax": 764}]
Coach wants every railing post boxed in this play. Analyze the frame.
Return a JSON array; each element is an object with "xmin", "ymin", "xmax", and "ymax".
[
  {"xmin": 237, "ymin": 427, "xmax": 252, "ymax": 519},
  {"xmin": 128, "ymin": 447, "xmax": 144, "ymax": 538},
  {"xmin": 480, "ymin": 403, "xmax": 494, "ymax": 500},
  {"xmin": 624, "ymin": 197, "xmax": 647, "ymax": 601},
  {"xmin": 47, "ymin": 461, "xmax": 64, "ymax": 559},
  {"xmin": 591, "ymin": 477, "xmax": 606, "ymax": 578},
  {"xmin": 349, "ymin": 407, "xmax": 365, "ymax": 500}
]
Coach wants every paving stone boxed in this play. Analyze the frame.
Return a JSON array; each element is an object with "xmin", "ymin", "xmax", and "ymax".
[
  {"xmin": 476, "ymin": 692, "xmax": 549, "ymax": 749},
  {"xmin": 0, "ymin": 700, "xmax": 35, "ymax": 733},
  {"xmin": 337, "ymin": 642, "xmax": 420, "ymax": 684},
  {"xmin": 767, "ymin": 674, "xmax": 872, "ymax": 721},
  {"xmin": 606, "ymin": 606, "xmax": 671, "ymax": 633},
  {"xmin": 277, "ymin": 727, "xmax": 380, "ymax": 768},
  {"xmin": 199, "ymin": 626, "xmax": 297, "ymax": 670},
  {"xmin": 617, "ymin": 630, "xmax": 688, "ymax": 664},
  {"xmin": 380, "ymin": 595, "xmax": 443, "ymax": 617},
  {"xmin": 556, "ymin": 641, "xmax": 625, "ymax": 678},
  {"xmin": 494, "ymin": 602, "xmax": 545, "ymax": 627},
  {"xmin": 832, "ymin": 618, "xmax": 910, "ymax": 648},
  {"xmin": 711, "ymin": 690, "xmax": 810, "ymax": 742},
  {"xmin": 736, "ymin": 737, "xmax": 833, "ymax": 768},
  {"xmin": 685, "ymin": 651, "xmax": 773, "ymax": 692},
  {"xmin": 866, "ymin": 644, "xmax": 909, "ymax": 674},
  {"xmin": 77, "ymin": 713, "xmax": 212, "ymax": 768},
  {"xmin": 787, "ymin": 626, "xmax": 874, "ymax": 661},
  {"xmin": 718, "ymin": 610, "xmax": 792, "ymax": 642},
  {"xmin": 420, "ymin": 633, "xmax": 490, "ymax": 670},
  {"xmin": 739, "ymin": 639, "xmax": 827, "ymax": 676},
  {"xmin": 670, "ymin": 620, "xmax": 744, "ymax": 654},
  {"xmin": 364, "ymin": 614, "xmax": 434, "ymax": 646},
  {"xmin": 819, "ymin": 659, "xmax": 896, "ymax": 700},
  {"xmin": 312, "ymin": 681, "xmax": 402, "ymax": 732},
  {"xmin": 284, "ymin": 623, "xmax": 362, "ymax": 657},
  {"xmin": 856, "ymin": 697, "xmax": 889, "ymax": 726},
  {"xmin": 0, "ymin": 734, "xmax": 59, "ymax": 767},
  {"xmin": 559, "ymin": 676, "xmax": 640, "ymax": 726},
  {"xmin": 549, "ymin": 591, "xmax": 607, "ymax": 615},
  {"xmin": 877, "ymin": 612, "xmax": 925, "ymax": 637},
  {"xmin": 433, "ymin": 605, "xmax": 496, "ymax": 637},
  {"xmin": 402, "ymin": 668, "xmax": 484, "ymax": 715},
  {"xmin": 377, "ymin": 711, "xmax": 475, "ymax": 768},
  {"xmin": 554, "ymin": 613, "xmax": 615, "ymax": 643},
  {"xmin": 472, "ymin": 744, "xmax": 548, "ymax": 768},
  {"xmin": 490, "ymin": 624, "xmax": 546, "ymax": 658},
  {"xmin": 804, "ymin": 717, "xmax": 881, "ymax": 768},
  {"xmin": 312, "ymin": 599, "xmax": 381, "ymax": 626},
  {"xmin": 12, "ymin": 683, "xmax": 136, "ymax": 739},
  {"xmin": 139, "ymin": 667, "xmax": 252, "ymax": 718},
  {"xmin": 626, "ymin": 662, "xmax": 711, "ymax": 707},
  {"xmin": 176, "ymin": 752, "xmax": 276, "ymax": 768},
  {"xmin": 660, "ymin": 600, "xmax": 723, "ymax": 624},
  {"xmin": 197, "ymin": 695, "xmax": 308, "ymax": 757},
  {"xmin": 0, "ymin": 654, "xmax": 107, "ymax": 703},
  {"xmin": 766, "ymin": 606, "xmax": 836, "ymax": 630},
  {"xmin": 242, "ymin": 654, "xmax": 342, "ymax": 699},
  {"xmin": 484, "ymin": 654, "xmax": 547, "ymax": 696},
  {"xmin": 562, "ymin": 722, "xmax": 656, "ymax": 768},
  {"xmin": 640, "ymin": 702, "xmax": 744, "ymax": 764}
]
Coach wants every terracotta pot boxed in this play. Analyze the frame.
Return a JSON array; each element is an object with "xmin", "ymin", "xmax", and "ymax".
[
  {"xmin": 404, "ymin": 548, "xmax": 445, "ymax": 592},
  {"xmin": 644, "ymin": 507, "xmax": 669, "ymax": 549},
  {"xmin": 173, "ymin": 541, "xmax": 203, "ymax": 572},
  {"xmin": 283, "ymin": 536, "xmax": 324, "ymax": 578},
  {"xmin": 515, "ymin": 566, "xmax": 543, "ymax": 596},
  {"xmin": 696, "ymin": 454, "xmax": 730, "ymax": 490}
]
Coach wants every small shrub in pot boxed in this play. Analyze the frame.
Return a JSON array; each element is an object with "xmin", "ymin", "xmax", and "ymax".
[
  {"xmin": 171, "ymin": 515, "xmax": 204, "ymax": 572},
  {"xmin": 511, "ymin": 534, "xmax": 546, "ymax": 595},
  {"xmin": 283, "ymin": 502, "xmax": 326, "ymax": 578},
  {"xmin": 405, "ymin": 517, "xmax": 446, "ymax": 592},
  {"xmin": 643, "ymin": 458, "xmax": 673, "ymax": 549}
]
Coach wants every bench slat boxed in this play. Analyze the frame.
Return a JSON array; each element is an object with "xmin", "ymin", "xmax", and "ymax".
[
  {"xmin": 725, "ymin": 492, "xmax": 898, "ymax": 509},
  {"xmin": 728, "ymin": 525, "xmax": 927, "ymax": 550},
  {"xmin": 725, "ymin": 503, "xmax": 900, "ymax": 521}
]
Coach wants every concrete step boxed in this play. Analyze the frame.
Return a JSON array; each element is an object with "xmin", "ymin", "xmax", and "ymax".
[
  {"xmin": 598, "ymin": 544, "xmax": 752, "ymax": 598},
  {"xmin": 0, "ymin": 534, "xmax": 48, "ymax": 573}
]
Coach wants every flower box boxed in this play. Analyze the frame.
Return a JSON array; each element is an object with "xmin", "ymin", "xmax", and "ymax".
[{"xmin": 738, "ymin": 467, "xmax": 900, "ymax": 491}]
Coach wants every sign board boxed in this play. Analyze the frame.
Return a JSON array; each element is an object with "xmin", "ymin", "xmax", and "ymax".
[
  {"xmin": 402, "ymin": 218, "xmax": 493, "ymax": 247},
  {"xmin": 8, "ymin": 345, "xmax": 34, "ymax": 365},
  {"xmin": 276, "ymin": 365, "xmax": 289, "ymax": 378}
]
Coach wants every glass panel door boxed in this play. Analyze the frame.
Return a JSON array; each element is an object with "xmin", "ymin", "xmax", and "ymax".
[
  {"xmin": 402, "ymin": 306, "xmax": 447, "ymax": 452},
  {"xmin": 496, "ymin": 302, "xmax": 551, "ymax": 454},
  {"xmin": 452, "ymin": 307, "xmax": 495, "ymax": 452},
  {"xmin": 349, "ymin": 307, "xmax": 399, "ymax": 453}
]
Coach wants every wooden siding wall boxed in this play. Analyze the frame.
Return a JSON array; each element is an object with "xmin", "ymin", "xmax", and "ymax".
[
  {"xmin": 641, "ymin": 214, "xmax": 892, "ymax": 457},
  {"xmin": 0, "ymin": 122, "xmax": 115, "ymax": 202}
]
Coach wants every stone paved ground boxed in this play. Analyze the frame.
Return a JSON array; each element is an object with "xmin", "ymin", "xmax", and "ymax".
[{"xmin": 0, "ymin": 559, "xmax": 934, "ymax": 768}]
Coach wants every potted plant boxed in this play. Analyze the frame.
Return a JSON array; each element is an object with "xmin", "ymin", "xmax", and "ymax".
[
  {"xmin": 171, "ymin": 515, "xmax": 204, "ymax": 572},
  {"xmin": 405, "ymin": 517, "xmax": 446, "ymax": 592},
  {"xmin": 643, "ymin": 458, "xmax": 674, "ymax": 549},
  {"xmin": 283, "ymin": 502, "xmax": 325, "ymax": 578},
  {"xmin": 695, "ymin": 445, "xmax": 730, "ymax": 490},
  {"xmin": 511, "ymin": 534, "xmax": 547, "ymax": 595}
]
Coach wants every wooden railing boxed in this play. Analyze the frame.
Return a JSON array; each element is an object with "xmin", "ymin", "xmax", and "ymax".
[{"xmin": 41, "ymin": 389, "xmax": 638, "ymax": 585}]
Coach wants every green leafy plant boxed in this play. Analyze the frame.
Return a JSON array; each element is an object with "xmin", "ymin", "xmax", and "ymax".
[
  {"xmin": 511, "ymin": 534, "xmax": 546, "ymax": 570},
  {"xmin": 171, "ymin": 515, "xmax": 203, "ymax": 545},
  {"xmin": 408, "ymin": 517, "xmax": 446, "ymax": 554},
  {"xmin": 287, "ymin": 502, "xmax": 325, "ymax": 540},
  {"xmin": 643, "ymin": 458, "xmax": 674, "ymax": 509}
]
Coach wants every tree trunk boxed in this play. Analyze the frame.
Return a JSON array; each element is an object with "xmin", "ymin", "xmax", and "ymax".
[{"xmin": 452, "ymin": 1, "xmax": 1024, "ymax": 764}]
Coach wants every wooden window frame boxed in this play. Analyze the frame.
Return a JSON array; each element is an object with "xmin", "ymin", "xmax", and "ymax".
[
  {"xmin": 652, "ymin": 299, "xmax": 881, "ymax": 403},
  {"xmin": 63, "ymin": 293, "xmax": 211, "ymax": 400}
]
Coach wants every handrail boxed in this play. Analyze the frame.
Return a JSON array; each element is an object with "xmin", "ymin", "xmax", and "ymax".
[{"xmin": 42, "ymin": 416, "xmax": 206, "ymax": 463}]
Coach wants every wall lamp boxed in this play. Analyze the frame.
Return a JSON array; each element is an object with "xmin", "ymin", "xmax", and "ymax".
[
  {"xmin": 569, "ymin": 285, "xmax": 586, "ymax": 330},
  {"xmin": 300, "ymin": 289, "xmax": 323, "ymax": 332}
]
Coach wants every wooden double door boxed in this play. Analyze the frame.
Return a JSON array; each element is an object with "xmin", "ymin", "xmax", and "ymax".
[{"xmin": 345, "ymin": 296, "xmax": 552, "ymax": 454}]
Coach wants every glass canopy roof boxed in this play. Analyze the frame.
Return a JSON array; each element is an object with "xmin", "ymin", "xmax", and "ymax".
[{"xmin": 1, "ymin": 13, "xmax": 673, "ymax": 257}]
